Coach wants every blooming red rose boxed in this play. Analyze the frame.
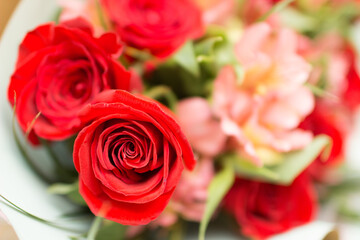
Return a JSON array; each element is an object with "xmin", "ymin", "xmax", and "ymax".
[
  {"xmin": 100, "ymin": 0, "xmax": 204, "ymax": 58},
  {"xmin": 73, "ymin": 90, "xmax": 196, "ymax": 225},
  {"xmin": 8, "ymin": 18, "xmax": 131, "ymax": 142},
  {"xmin": 224, "ymin": 174, "xmax": 317, "ymax": 239}
]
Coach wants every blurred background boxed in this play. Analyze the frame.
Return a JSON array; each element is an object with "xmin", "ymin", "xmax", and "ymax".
[
  {"xmin": 0, "ymin": 1, "xmax": 20, "ymax": 239},
  {"xmin": 0, "ymin": 0, "xmax": 19, "ymax": 36}
]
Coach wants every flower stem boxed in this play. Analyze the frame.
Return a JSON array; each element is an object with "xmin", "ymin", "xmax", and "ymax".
[{"xmin": 86, "ymin": 216, "xmax": 103, "ymax": 240}]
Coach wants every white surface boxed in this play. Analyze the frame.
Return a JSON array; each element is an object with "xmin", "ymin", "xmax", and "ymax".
[
  {"xmin": 269, "ymin": 221, "xmax": 334, "ymax": 240},
  {"xmin": 0, "ymin": 0, "xmax": 89, "ymax": 239}
]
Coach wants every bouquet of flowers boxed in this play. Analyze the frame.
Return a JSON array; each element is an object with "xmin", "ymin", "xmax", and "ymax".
[{"xmin": 3, "ymin": 0, "xmax": 360, "ymax": 239}]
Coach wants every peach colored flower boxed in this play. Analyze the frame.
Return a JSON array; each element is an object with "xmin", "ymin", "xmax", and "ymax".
[
  {"xmin": 177, "ymin": 97, "xmax": 226, "ymax": 157},
  {"xmin": 213, "ymin": 23, "xmax": 314, "ymax": 165}
]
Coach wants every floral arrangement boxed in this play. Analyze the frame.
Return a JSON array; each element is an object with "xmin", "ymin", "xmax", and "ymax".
[{"xmin": 4, "ymin": 0, "xmax": 360, "ymax": 239}]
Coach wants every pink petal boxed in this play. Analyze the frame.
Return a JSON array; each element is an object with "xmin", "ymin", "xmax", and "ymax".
[
  {"xmin": 235, "ymin": 22, "xmax": 272, "ymax": 66},
  {"xmin": 177, "ymin": 98, "xmax": 226, "ymax": 156},
  {"xmin": 271, "ymin": 130, "xmax": 314, "ymax": 152}
]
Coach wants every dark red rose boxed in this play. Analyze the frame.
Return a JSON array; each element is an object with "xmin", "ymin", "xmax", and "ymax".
[
  {"xmin": 300, "ymin": 102, "xmax": 350, "ymax": 181},
  {"xmin": 224, "ymin": 174, "xmax": 317, "ymax": 239},
  {"xmin": 8, "ymin": 18, "xmax": 131, "ymax": 142},
  {"xmin": 100, "ymin": 0, "xmax": 204, "ymax": 58},
  {"xmin": 73, "ymin": 90, "xmax": 196, "ymax": 225}
]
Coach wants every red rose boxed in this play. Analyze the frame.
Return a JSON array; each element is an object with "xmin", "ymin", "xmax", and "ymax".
[
  {"xmin": 343, "ymin": 47, "xmax": 360, "ymax": 111},
  {"xmin": 300, "ymin": 102, "xmax": 350, "ymax": 181},
  {"xmin": 7, "ymin": 18, "xmax": 131, "ymax": 141},
  {"xmin": 73, "ymin": 90, "xmax": 196, "ymax": 225},
  {"xmin": 101, "ymin": 0, "xmax": 204, "ymax": 58},
  {"xmin": 224, "ymin": 174, "xmax": 317, "ymax": 239}
]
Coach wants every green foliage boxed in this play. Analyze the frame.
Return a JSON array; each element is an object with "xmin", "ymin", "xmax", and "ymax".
[
  {"xmin": 257, "ymin": 0, "xmax": 295, "ymax": 22},
  {"xmin": 95, "ymin": 221, "xmax": 127, "ymax": 240},
  {"xmin": 268, "ymin": 135, "xmax": 332, "ymax": 184},
  {"xmin": 144, "ymin": 85, "xmax": 178, "ymax": 111},
  {"xmin": 280, "ymin": 1, "xmax": 360, "ymax": 37},
  {"xmin": 173, "ymin": 41, "xmax": 200, "ymax": 77},
  {"xmin": 195, "ymin": 36, "xmax": 224, "ymax": 63},
  {"xmin": 48, "ymin": 181, "xmax": 87, "ymax": 206},
  {"xmin": 145, "ymin": 31, "xmax": 239, "ymax": 100},
  {"xmin": 199, "ymin": 161, "xmax": 235, "ymax": 240},
  {"xmin": 228, "ymin": 155, "xmax": 280, "ymax": 182},
  {"xmin": 224, "ymin": 135, "xmax": 332, "ymax": 185}
]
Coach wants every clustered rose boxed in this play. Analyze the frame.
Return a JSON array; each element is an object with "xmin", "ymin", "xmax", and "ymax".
[
  {"xmin": 8, "ymin": 18, "xmax": 130, "ymax": 141},
  {"xmin": 73, "ymin": 90, "xmax": 195, "ymax": 225},
  {"xmin": 7, "ymin": 0, "xmax": 360, "ymax": 237},
  {"xmin": 101, "ymin": 0, "xmax": 204, "ymax": 58}
]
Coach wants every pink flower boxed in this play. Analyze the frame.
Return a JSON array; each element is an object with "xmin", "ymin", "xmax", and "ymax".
[
  {"xmin": 235, "ymin": 23, "xmax": 311, "ymax": 94},
  {"xmin": 213, "ymin": 23, "xmax": 314, "ymax": 165},
  {"xmin": 170, "ymin": 157, "xmax": 214, "ymax": 221},
  {"xmin": 177, "ymin": 97, "xmax": 226, "ymax": 157}
]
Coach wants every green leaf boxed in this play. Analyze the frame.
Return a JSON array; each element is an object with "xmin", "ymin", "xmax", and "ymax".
[
  {"xmin": 48, "ymin": 182, "xmax": 78, "ymax": 194},
  {"xmin": 227, "ymin": 154, "xmax": 280, "ymax": 182},
  {"xmin": 172, "ymin": 41, "xmax": 200, "ymax": 77},
  {"xmin": 49, "ymin": 181, "xmax": 87, "ymax": 206},
  {"xmin": 305, "ymin": 83, "xmax": 338, "ymax": 100},
  {"xmin": 257, "ymin": 0, "xmax": 295, "ymax": 22},
  {"xmin": 144, "ymin": 85, "xmax": 178, "ymax": 111},
  {"xmin": 223, "ymin": 135, "xmax": 331, "ymax": 185},
  {"xmin": 278, "ymin": 7, "xmax": 317, "ymax": 32},
  {"xmin": 95, "ymin": 221, "xmax": 126, "ymax": 240},
  {"xmin": 199, "ymin": 161, "xmax": 235, "ymax": 240},
  {"xmin": 195, "ymin": 36, "xmax": 224, "ymax": 63},
  {"xmin": 213, "ymin": 43, "xmax": 236, "ymax": 67},
  {"xmin": 270, "ymin": 135, "xmax": 331, "ymax": 185}
]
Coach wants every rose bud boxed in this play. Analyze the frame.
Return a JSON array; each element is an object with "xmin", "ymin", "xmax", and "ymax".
[{"xmin": 73, "ymin": 90, "xmax": 196, "ymax": 225}]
